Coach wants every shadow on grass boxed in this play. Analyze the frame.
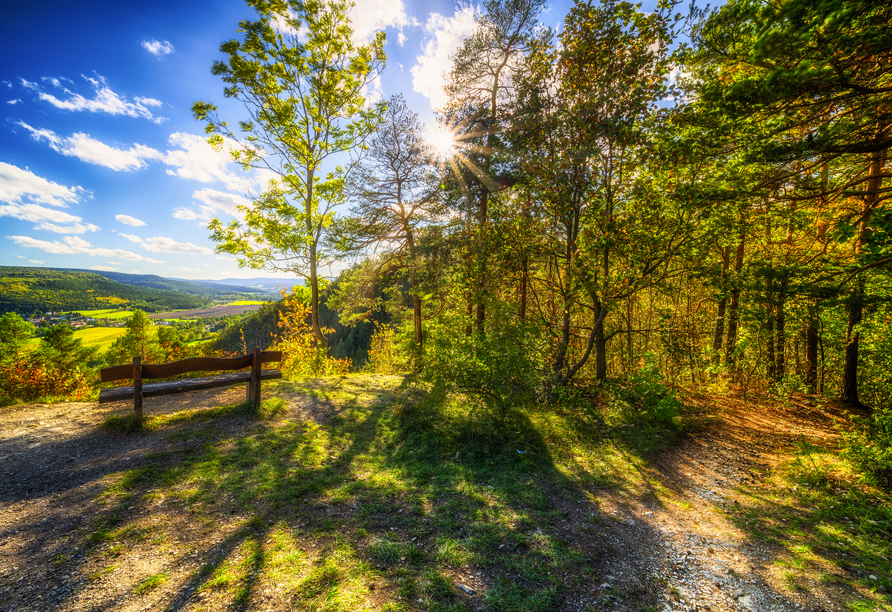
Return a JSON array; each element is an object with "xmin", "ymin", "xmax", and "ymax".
[{"xmin": 4, "ymin": 374, "xmax": 700, "ymax": 612}]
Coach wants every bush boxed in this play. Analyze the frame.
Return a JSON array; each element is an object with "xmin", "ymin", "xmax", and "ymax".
[
  {"xmin": 423, "ymin": 315, "xmax": 545, "ymax": 425},
  {"xmin": 607, "ymin": 354, "xmax": 684, "ymax": 429},
  {"xmin": 274, "ymin": 290, "xmax": 351, "ymax": 378},
  {"xmin": 841, "ymin": 408, "xmax": 892, "ymax": 488}
]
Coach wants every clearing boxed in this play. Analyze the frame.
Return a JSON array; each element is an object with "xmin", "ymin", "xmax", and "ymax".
[{"xmin": 0, "ymin": 376, "xmax": 889, "ymax": 612}]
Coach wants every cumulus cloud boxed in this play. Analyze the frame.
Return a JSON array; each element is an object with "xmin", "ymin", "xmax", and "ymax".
[
  {"xmin": 8, "ymin": 235, "xmax": 162, "ymax": 262},
  {"xmin": 173, "ymin": 188, "xmax": 251, "ymax": 222},
  {"xmin": 141, "ymin": 39, "xmax": 175, "ymax": 57},
  {"xmin": 162, "ymin": 132, "xmax": 275, "ymax": 192},
  {"xmin": 7, "ymin": 99, "xmax": 21, "ymax": 105},
  {"xmin": 0, "ymin": 162, "xmax": 85, "ymax": 208},
  {"xmin": 91, "ymin": 265, "xmax": 118, "ymax": 271},
  {"xmin": 116, "ymin": 214, "xmax": 147, "ymax": 227},
  {"xmin": 119, "ymin": 233, "xmax": 213, "ymax": 255},
  {"xmin": 349, "ymin": 0, "xmax": 414, "ymax": 45},
  {"xmin": 411, "ymin": 5, "xmax": 479, "ymax": 109},
  {"xmin": 17, "ymin": 122, "xmax": 164, "ymax": 171},
  {"xmin": 30, "ymin": 73, "xmax": 166, "ymax": 123},
  {"xmin": 33, "ymin": 221, "xmax": 100, "ymax": 234}
]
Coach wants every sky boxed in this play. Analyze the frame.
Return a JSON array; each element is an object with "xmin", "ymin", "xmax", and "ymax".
[{"xmin": 0, "ymin": 0, "xmax": 594, "ymax": 281}]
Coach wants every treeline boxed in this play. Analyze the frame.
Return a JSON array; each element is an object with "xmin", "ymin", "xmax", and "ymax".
[
  {"xmin": 0, "ymin": 267, "xmax": 209, "ymax": 314},
  {"xmin": 311, "ymin": 0, "xmax": 892, "ymax": 413}
]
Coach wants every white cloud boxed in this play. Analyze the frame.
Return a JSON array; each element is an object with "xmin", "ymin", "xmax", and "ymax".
[
  {"xmin": 0, "ymin": 202, "xmax": 83, "ymax": 225},
  {"xmin": 169, "ymin": 266, "xmax": 200, "ymax": 272},
  {"xmin": 173, "ymin": 188, "xmax": 251, "ymax": 222},
  {"xmin": 0, "ymin": 162, "xmax": 85, "ymax": 208},
  {"xmin": 91, "ymin": 265, "xmax": 118, "ymax": 271},
  {"xmin": 33, "ymin": 221, "xmax": 100, "ymax": 234},
  {"xmin": 18, "ymin": 122, "xmax": 164, "ymax": 171},
  {"xmin": 119, "ymin": 233, "xmax": 213, "ymax": 255},
  {"xmin": 349, "ymin": 0, "xmax": 414, "ymax": 45},
  {"xmin": 8, "ymin": 235, "xmax": 163, "ymax": 262},
  {"xmin": 7, "ymin": 99, "xmax": 21, "ymax": 105},
  {"xmin": 116, "ymin": 214, "xmax": 147, "ymax": 227},
  {"xmin": 33, "ymin": 74, "xmax": 166, "ymax": 124},
  {"xmin": 141, "ymin": 39, "xmax": 175, "ymax": 57},
  {"xmin": 172, "ymin": 208, "xmax": 200, "ymax": 220},
  {"xmin": 28, "ymin": 259, "xmax": 45, "ymax": 264},
  {"xmin": 162, "ymin": 132, "xmax": 275, "ymax": 192},
  {"xmin": 411, "ymin": 5, "xmax": 479, "ymax": 109}
]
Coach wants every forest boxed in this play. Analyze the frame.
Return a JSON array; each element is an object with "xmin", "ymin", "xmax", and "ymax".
[
  {"xmin": 193, "ymin": 0, "xmax": 891, "ymax": 412},
  {"xmin": 2, "ymin": 1, "xmax": 892, "ymax": 610}
]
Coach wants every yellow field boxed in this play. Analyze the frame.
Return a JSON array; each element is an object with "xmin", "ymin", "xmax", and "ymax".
[
  {"xmin": 73, "ymin": 327, "xmax": 130, "ymax": 353},
  {"xmin": 225, "ymin": 300, "xmax": 268, "ymax": 306},
  {"xmin": 74, "ymin": 309, "xmax": 135, "ymax": 320}
]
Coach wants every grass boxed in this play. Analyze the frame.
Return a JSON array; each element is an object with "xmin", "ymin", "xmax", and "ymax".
[
  {"xmin": 728, "ymin": 437, "xmax": 892, "ymax": 611},
  {"xmin": 79, "ymin": 374, "xmax": 688, "ymax": 611}
]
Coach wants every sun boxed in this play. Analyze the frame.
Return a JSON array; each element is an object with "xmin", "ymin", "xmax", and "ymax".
[{"xmin": 424, "ymin": 124, "xmax": 456, "ymax": 159}]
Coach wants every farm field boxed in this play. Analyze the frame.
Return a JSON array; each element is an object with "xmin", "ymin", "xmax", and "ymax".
[
  {"xmin": 73, "ymin": 309, "xmax": 135, "ymax": 320},
  {"xmin": 74, "ymin": 327, "xmax": 130, "ymax": 353},
  {"xmin": 148, "ymin": 303, "xmax": 266, "ymax": 320}
]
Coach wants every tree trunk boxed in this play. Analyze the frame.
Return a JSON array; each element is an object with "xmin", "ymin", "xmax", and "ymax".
[
  {"xmin": 308, "ymin": 241, "xmax": 327, "ymax": 348},
  {"xmin": 594, "ymin": 298, "xmax": 607, "ymax": 380},
  {"xmin": 765, "ymin": 296, "xmax": 776, "ymax": 383},
  {"xmin": 725, "ymin": 234, "xmax": 745, "ymax": 366},
  {"xmin": 775, "ymin": 279, "xmax": 787, "ymax": 380},
  {"xmin": 841, "ymin": 281, "xmax": 863, "ymax": 404},
  {"xmin": 805, "ymin": 308, "xmax": 819, "ymax": 393},
  {"xmin": 712, "ymin": 246, "xmax": 730, "ymax": 359},
  {"xmin": 519, "ymin": 255, "xmax": 528, "ymax": 322}
]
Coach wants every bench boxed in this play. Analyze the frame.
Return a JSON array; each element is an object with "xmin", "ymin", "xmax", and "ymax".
[{"xmin": 99, "ymin": 347, "xmax": 282, "ymax": 426}]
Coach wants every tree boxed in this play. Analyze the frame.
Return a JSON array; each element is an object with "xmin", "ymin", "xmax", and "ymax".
[
  {"xmin": 445, "ymin": 0, "xmax": 548, "ymax": 333},
  {"xmin": 0, "ymin": 313, "xmax": 34, "ymax": 366},
  {"xmin": 687, "ymin": 0, "xmax": 892, "ymax": 404},
  {"xmin": 510, "ymin": 0, "xmax": 686, "ymax": 383},
  {"xmin": 195, "ymin": 0, "xmax": 387, "ymax": 348},
  {"xmin": 106, "ymin": 310, "xmax": 162, "ymax": 364},
  {"xmin": 333, "ymin": 95, "xmax": 442, "ymax": 348},
  {"xmin": 34, "ymin": 324, "xmax": 96, "ymax": 375}
]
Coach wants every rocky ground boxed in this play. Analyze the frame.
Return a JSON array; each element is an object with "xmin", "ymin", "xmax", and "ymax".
[{"xmin": 0, "ymin": 383, "xmax": 876, "ymax": 611}]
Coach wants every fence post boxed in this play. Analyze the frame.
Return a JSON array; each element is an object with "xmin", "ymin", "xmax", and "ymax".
[
  {"xmin": 133, "ymin": 355, "xmax": 143, "ymax": 427},
  {"xmin": 250, "ymin": 347, "xmax": 262, "ymax": 408}
]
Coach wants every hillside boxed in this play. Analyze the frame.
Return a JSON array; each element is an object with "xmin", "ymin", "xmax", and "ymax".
[
  {"xmin": 0, "ymin": 266, "xmax": 209, "ymax": 315},
  {"xmin": 54, "ymin": 269, "xmax": 275, "ymax": 299}
]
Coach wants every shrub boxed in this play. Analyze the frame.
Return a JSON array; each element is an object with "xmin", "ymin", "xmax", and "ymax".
[{"xmin": 273, "ymin": 290, "xmax": 351, "ymax": 378}]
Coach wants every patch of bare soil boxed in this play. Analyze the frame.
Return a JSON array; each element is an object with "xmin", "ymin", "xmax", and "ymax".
[
  {"xmin": 587, "ymin": 394, "xmax": 864, "ymax": 612},
  {"xmin": 0, "ymin": 387, "xmax": 333, "ymax": 612}
]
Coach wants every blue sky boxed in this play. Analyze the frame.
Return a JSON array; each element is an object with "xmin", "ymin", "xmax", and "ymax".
[{"xmin": 0, "ymin": 0, "xmax": 592, "ymax": 281}]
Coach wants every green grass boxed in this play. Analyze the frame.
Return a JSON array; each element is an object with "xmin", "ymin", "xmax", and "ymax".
[
  {"xmin": 135, "ymin": 571, "xmax": 169, "ymax": 595},
  {"xmin": 78, "ymin": 374, "xmax": 688, "ymax": 611},
  {"xmin": 727, "ymin": 437, "xmax": 892, "ymax": 611}
]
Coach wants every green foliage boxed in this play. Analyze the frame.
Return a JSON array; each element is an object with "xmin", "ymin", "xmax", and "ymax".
[
  {"xmin": 423, "ymin": 314, "xmax": 546, "ymax": 424},
  {"xmin": 0, "ymin": 312, "xmax": 35, "ymax": 365},
  {"xmin": 842, "ymin": 410, "xmax": 892, "ymax": 488},
  {"xmin": 606, "ymin": 355, "xmax": 684, "ymax": 430},
  {"xmin": 105, "ymin": 310, "xmax": 163, "ymax": 365}
]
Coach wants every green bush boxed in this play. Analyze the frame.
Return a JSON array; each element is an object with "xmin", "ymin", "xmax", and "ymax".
[
  {"xmin": 423, "ymin": 315, "xmax": 546, "ymax": 425},
  {"xmin": 841, "ymin": 409, "xmax": 892, "ymax": 488},
  {"xmin": 609, "ymin": 354, "xmax": 683, "ymax": 429}
]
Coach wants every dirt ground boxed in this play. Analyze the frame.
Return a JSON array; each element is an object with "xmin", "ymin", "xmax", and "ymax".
[{"xmin": 0, "ymin": 385, "xmax": 873, "ymax": 611}]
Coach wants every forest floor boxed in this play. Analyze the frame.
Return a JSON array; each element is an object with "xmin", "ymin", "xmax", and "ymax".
[{"xmin": 0, "ymin": 375, "xmax": 889, "ymax": 612}]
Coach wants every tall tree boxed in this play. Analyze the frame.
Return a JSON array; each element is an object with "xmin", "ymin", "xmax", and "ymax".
[
  {"xmin": 195, "ymin": 0, "xmax": 387, "ymax": 348},
  {"xmin": 0, "ymin": 313, "xmax": 34, "ymax": 366},
  {"xmin": 511, "ymin": 0, "xmax": 687, "ymax": 383},
  {"xmin": 332, "ymin": 95, "xmax": 442, "ymax": 348},
  {"xmin": 688, "ymin": 0, "xmax": 892, "ymax": 403},
  {"xmin": 445, "ymin": 0, "xmax": 548, "ymax": 333}
]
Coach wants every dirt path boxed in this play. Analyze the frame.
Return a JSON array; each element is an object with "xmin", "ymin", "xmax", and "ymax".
[
  {"xmin": 0, "ymin": 386, "xmax": 871, "ymax": 612},
  {"xmin": 591, "ymin": 394, "xmax": 862, "ymax": 612}
]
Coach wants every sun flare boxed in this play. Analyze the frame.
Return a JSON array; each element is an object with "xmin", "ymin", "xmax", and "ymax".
[{"xmin": 424, "ymin": 124, "xmax": 457, "ymax": 159}]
